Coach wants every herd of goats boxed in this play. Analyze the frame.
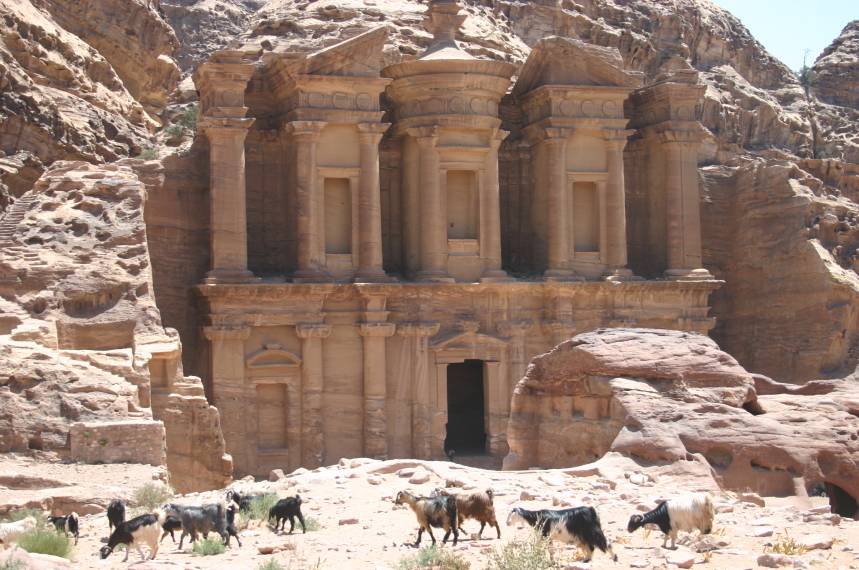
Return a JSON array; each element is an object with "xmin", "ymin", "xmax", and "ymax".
[{"xmin": 0, "ymin": 487, "xmax": 716, "ymax": 564}]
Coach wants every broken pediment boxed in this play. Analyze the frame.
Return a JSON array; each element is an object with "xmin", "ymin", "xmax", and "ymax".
[
  {"xmin": 431, "ymin": 329, "xmax": 508, "ymax": 362},
  {"xmin": 513, "ymin": 37, "xmax": 644, "ymax": 99},
  {"xmin": 278, "ymin": 26, "xmax": 391, "ymax": 78},
  {"xmin": 246, "ymin": 342, "xmax": 302, "ymax": 369}
]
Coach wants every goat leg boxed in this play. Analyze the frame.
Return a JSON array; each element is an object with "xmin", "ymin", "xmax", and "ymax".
[{"xmin": 297, "ymin": 512, "xmax": 306, "ymax": 534}]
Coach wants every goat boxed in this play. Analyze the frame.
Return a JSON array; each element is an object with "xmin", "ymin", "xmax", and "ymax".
[
  {"xmin": 394, "ymin": 490, "xmax": 458, "ymax": 547},
  {"xmin": 226, "ymin": 490, "xmax": 255, "ymax": 513},
  {"xmin": 268, "ymin": 496, "xmax": 305, "ymax": 534},
  {"xmin": 46, "ymin": 512, "xmax": 79, "ymax": 544},
  {"xmin": 107, "ymin": 499, "xmax": 125, "ymax": 534},
  {"xmin": 163, "ymin": 500, "xmax": 230, "ymax": 549},
  {"xmin": 99, "ymin": 511, "xmax": 166, "ymax": 562},
  {"xmin": 507, "ymin": 506, "xmax": 616, "ymax": 563},
  {"xmin": 159, "ymin": 515, "xmax": 181, "ymax": 543},
  {"xmin": 627, "ymin": 493, "xmax": 714, "ymax": 549},
  {"xmin": 432, "ymin": 487, "xmax": 500, "ymax": 539},
  {"xmin": 224, "ymin": 502, "xmax": 242, "ymax": 547},
  {"xmin": 0, "ymin": 517, "xmax": 37, "ymax": 549}
]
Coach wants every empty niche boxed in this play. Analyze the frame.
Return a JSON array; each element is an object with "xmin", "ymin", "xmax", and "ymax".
[
  {"xmin": 324, "ymin": 178, "xmax": 351, "ymax": 254},
  {"xmin": 256, "ymin": 383, "xmax": 287, "ymax": 450},
  {"xmin": 572, "ymin": 182, "xmax": 599, "ymax": 253},
  {"xmin": 447, "ymin": 170, "xmax": 478, "ymax": 240}
]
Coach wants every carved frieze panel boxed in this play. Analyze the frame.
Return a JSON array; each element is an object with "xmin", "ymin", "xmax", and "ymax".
[{"xmin": 397, "ymin": 96, "xmax": 499, "ymax": 121}]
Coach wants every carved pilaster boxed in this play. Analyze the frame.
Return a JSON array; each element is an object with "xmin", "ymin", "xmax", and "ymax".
[
  {"xmin": 357, "ymin": 322, "xmax": 396, "ymax": 459},
  {"xmin": 397, "ymin": 322, "xmax": 440, "ymax": 459},
  {"xmin": 295, "ymin": 323, "xmax": 331, "ymax": 468}
]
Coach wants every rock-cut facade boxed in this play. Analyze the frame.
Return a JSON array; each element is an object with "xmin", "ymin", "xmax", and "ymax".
[{"xmin": 193, "ymin": 0, "xmax": 722, "ymax": 477}]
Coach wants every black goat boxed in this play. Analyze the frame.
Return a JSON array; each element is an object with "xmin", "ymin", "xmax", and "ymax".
[
  {"xmin": 269, "ymin": 496, "xmax": 306, "ymax": 534},
  {"xmin": 107, "ymin": 499, "xmax": 126, "ymax": 534},
  {"xmin": 225, "ymin": 502, "xmax": 242, "ymax": 547},
  {"xmin": 100, "ymin": 512, "xmax": 165, "ymax": 562},
  {"xmin": 163, "ymin": 500, "xmax": 230, "ymax": 549},
  {"xmin": 159, "ymin": 515, "xmax": 182, "ymax": 543},
  {"xmin": 507, "ymin": 506, "xmax": 616, "ymax": 563},
  {"xmin": 47, "ymin": 512, "xmax": 79, "ymax": 545},
  {"xmin": 226, "ymin": 490, "xmax": 255, "ymax": 512},
  {"xmin": 394, "ymin": 490, "xmax": 458, "ymax": 547}
]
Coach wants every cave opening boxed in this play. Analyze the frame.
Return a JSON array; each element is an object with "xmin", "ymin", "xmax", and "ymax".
[
  {"xmin": 444, "ymin": 359, "xmax": 486, "ymax": 456},
  {"xmin": 824, "ymin": 482, "xmax": 859, "ymax": 519},
  {"xmin": 28, "ymin": 435, "xmax": 43, "ymax": 450}
]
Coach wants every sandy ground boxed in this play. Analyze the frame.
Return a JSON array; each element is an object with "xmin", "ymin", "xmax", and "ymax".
[{"xmin": 1, "ymin": 452, "xmax": 858, "ymax": 570}]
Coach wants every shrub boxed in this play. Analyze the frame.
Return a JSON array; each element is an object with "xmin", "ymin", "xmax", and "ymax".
[
  {"xmin": 136, "ymin": 148, "xmax": 158, "ymax": 160},
  {"xmin": 1, "ymin": 508, "xmax": 41, "ymax": 523},
  {"xmin": 256, "ymin": 560, "xmax": 286, "ymax": 570},
  {"xmin": 486, "ymin": 534, "xmax": 553, "ymax": 570},
  {"xmin": 303, "ymin": 516, "xmax": 322, "ymax": 532},
  {"xmin": 164, "ymin": 104, "xmax": 199, "ymax": 139},
  {"xmin": 397, "ymin": 544, "xmax": 470, "ymax": 570},
  {"xmin": 249, "ymin": 493, "xmax": 280, "ymax": 521},
  {"xmin": 191, "ymin": 536, "xmax": 227, "ymax": 556},
  {"xmin": 17, "ymin": 526, "xmax": 74, "ymax": 560},
  {"xmin": 134, "ymin": 481, "xmax": 174, "ymax": 511}
]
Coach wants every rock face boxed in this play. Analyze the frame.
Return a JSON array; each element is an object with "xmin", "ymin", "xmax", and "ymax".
[
  {"xmin": 0, "ymin": 161, "xmax": 231, "ymax": 492},
  {"xmin": 37, "ymin": 0, "xmax": 182, "ymax": 120},
  {"xmin": 814, "ymin": 21, "xmax": 859, "ymax": 110},
  {"xmin": 505, "ymin": 328, "xmax": 859, "ymax": 517}
]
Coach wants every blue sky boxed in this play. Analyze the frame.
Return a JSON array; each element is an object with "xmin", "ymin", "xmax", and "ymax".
[{"xmin": 709, "ymin": 0, "xmax": 858, "ymax": 72}]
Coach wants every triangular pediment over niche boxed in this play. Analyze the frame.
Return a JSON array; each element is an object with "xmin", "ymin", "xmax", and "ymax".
[
  {"xmin": 282, "ymin": 26, "xmax": 391, "ymax": 78},
  {"xmin": 513, "ymin": 37, "xmax": 644, "ymax": 98}
]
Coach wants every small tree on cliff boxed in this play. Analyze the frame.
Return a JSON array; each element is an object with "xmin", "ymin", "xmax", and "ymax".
[{"xmin": 798, "ymin": 49, "xmax": 818, "ymax": 99}]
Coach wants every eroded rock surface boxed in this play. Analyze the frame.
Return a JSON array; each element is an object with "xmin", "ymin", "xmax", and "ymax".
[
  {"xmin": 814, "ymin": 20, "xmax": 859, "ymax": 111},
  {"xmin": 0, "ymin": 161, "xmax": 231, "ymax": 492},
  {"xmin": 505, "ymin": 328, "xmax": 859, "ymax": 517}
]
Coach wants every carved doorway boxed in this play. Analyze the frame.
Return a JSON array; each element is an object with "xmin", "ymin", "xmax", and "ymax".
[{"xmin": 444, "ymin": 359, "xmax": 486, "ymax": 455}]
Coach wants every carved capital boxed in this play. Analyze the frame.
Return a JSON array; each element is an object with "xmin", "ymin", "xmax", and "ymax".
[
  {"xmin": 285, "ymin": 120, "xmax": 328, "ymax": 142},
  {"xmin": 198, "ymin": 117, "xmax": 255, "ymax": 141},
  {"xmin": 202, "ymin": 325, "xmax": 251, "ymax": 341},
  {"xmin": 656, "ymin": 130, "xmax": 706, "ymax": 151},
  {"xmin": 295, "ymin": 324, "xmax": 332, "ymax": 339},
  {"xmin": 536, "ymin": 127, "xmax": 575, "ymax": 147},
  {"xmin": 541, "ymin": 319, "xmax": 576, "ymax": 337},
  {"xmin": 497, "ymin": 319, "xmax": 533, "ymax": 338},
  {"xmin": 397, "ymin": 322, "xmax": 440, "ymax": 337},
  {"xmin": 357, "ymin": 322, "xmax": 397, "ymax": 338},
  {"xmin": 357, "ymin": 122, "xmax": 391, "ymax": 135},
  {"xmin": 407, "ymin": 126, "xmax": 440, "ymax": 146},
  {"xmin": 454, "ymin": 320, "xmax": 480, "ymax": 333}
]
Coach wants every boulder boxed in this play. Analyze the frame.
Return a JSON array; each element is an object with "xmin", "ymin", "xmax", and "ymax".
[{"xmin": 758, "ymin": 554, "xmax": 794, "ymax": 567}]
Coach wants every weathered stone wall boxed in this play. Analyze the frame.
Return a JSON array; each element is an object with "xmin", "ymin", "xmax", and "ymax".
[{"xmin": 70, "ymin": 420, "xmax": 165, "ymax": 466}]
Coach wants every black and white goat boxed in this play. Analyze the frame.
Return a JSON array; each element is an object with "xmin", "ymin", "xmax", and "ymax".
[
  {"xmin": 46, "ymin": 512, "xmax": 79, "ymax": 544},
  {"xmin": 163, "ymin": 500, "xmax": 231, "ymax": 549},
  {"xmin": 107, "ymin": 499, "xmax": 126, "ymax": 534},
  {"xmin": 507, "ymin": 506, "xmax": 616, "ymax": 563},
  {"xmin": 159, "ymin": 515, "xmax": 182, "ymax": 543},
  {"xmin": 627, "ymin": 493, "xmax": 715, "ymax": 549},
  {"xmin": 268, "ymin": 496, "xmax": 305, "ymax": 534},
  {"xmin": 394, "ymin": 490, "xmax": 458, "ymax": 547},
  {"xmin": 99, "ymin": 511, "xmax": 166, "ymax": 562}
]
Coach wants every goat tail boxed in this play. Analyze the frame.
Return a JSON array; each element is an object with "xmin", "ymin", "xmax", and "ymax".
[
  {"xmin": 703, "ymin": 493, "xmax": 715, "ymax": 533},
  {"xmin": 486, "ymin": 489, "xmax": 494, "ymax": 504},
  {"xmin": 216, "ymin": 498, "xmax": 228, "ymax": 518},
  {"xmin": 152, "ymin": 508, "xmax": 168, "ymax": 526}
]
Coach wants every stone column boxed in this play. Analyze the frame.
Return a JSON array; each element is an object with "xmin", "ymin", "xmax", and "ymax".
[
  {"xmin": 202, "ymin": 325, "xmax": 251, "ymax": 474},
  {"xmin": 295, "ymin": 323, "xmax": 331, "ymax": 468},
  {"xmin": 601, "ymin": 133, "xmax": 640, "ymax": 281},
  {"xmin": 397, "ymin": 322, "xmax": 440, "ymax": 459},
  {"xmin": 355, "ymin": 123, "xmax": 396, "ymax": 283},
  {"xmin": 200, "ymin": 119, "xmax": 259, "ymax": 284},
  {"xmin": 480, "ymin": 129, "xmax": 512, "ymax": 282},
  {"xmin": 358, "ymin": 322, "xmax": 396, "ymax": 459},
  {"xmin": 287, "ymin": 121, "xmax": 331, "ymax": 283},
  {"xmin": 408, "ymin": 127, "xmax": 453, "ymax": 282},
  {"xmin": 541, "ymin": 128, "xmax": 576, "ymax": 280},
  {"xmin": 497, "ymin": 320, "xmax": 533, "ymax": 402},
  {"xmin": 660, "ymin": 132, "xmax": 712, "ymax": 280}
]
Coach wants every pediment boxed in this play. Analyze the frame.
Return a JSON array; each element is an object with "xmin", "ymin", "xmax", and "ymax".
[
  {"xmin": 285, "ymin": 26, "xmax": 391, "ymax": 78},
  {"xmin": 246, "ymin": 343, "xmax": 301, "ymax": 369},
  {"xmin": 513, "ymin": 37, "xmax": 644, "ymax": 99},
  {"xmin": 431, "ymin": 330, "xmax": 508, "ymax": 353}
]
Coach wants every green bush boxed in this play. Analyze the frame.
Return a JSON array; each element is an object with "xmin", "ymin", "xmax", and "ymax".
[
  {"xmin": 302, "ymin": 516, "xmax": 322, "ymax": 532},
  {"xmin": 256, "ymin": 559, "xmax": 286, "ymax": 570},
  {"xmin": 248, "ymin": 493, "xmax": 280, "ymax": 521},
  {"xmin": 163, "ymin": 104, "xmax": 199, "ymax": 139},
  {"xmin": 17, "ymin": 526, "xmax": 74, "ymax": 560},
  {"xmin": 397, "ymin": 544, "xmax": 470, "ymax": 570},
  {"xmin": 133, "ymin": 481, "xmax": 174, "ymax": 512},
  {"xmin": 191, "ymin": 537, "xmax": 226, "ymax": 556},
  {"xmin": 1, "ymin": 508, "xmax": 41, "ymax": 523},
  {"xmin": 136, "ymin": 148, "xmax": 158, "ymax": 160},
  {"xmin": 486, "ymin": 534, "xmax": 553, "ymax": 570}
]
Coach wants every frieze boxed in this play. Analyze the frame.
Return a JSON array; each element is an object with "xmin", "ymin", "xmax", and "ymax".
[{"xmin": 397, "ymin": 97, "xmax": 499, "ymax": 120}]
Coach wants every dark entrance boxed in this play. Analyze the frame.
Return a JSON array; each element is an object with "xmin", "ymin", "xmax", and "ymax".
[{"xmin": 444, "ymin": 360, "xmax": 486, "ymax": 455}]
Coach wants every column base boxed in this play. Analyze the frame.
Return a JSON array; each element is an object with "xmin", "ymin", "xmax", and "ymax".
[
  {"xmin": 352, "ymin": 269, "xmax": 398, "ymax": 283},
  {"xmin": 542, "ymin": 268, "xmax": 585, "ymax": 283},
  {"xmin": 416, "ymin": 269, "xmax": 455, "ymax": 283},
  {"xmin": 601, "ymin": 268, "xmax": 644, "ymax": 282},
  {"xmin": 292, "ymin": 268, "xmax": 334, "ymax": 283},
  {"xmin": 664, "ymin": 268, "xmax": 716, "ymax": 281},
  {"xmin": 202, "ymin": 269, "xmax": 262, "ymax": 284},
  {"xmin": 479, "ymin": 268, "xmax": 515, "ymax": 283}
]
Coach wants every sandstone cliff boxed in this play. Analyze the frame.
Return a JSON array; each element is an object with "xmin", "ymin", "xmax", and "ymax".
[
  {"xmin": 0, "ymin": 161, "xmax": 231, "ymax": 493},
  {"xmin": 814, "ymin": 20, "xmax": 859, "ymax": 111},
  {"xmin": 505, "ymin": 328, "xmax": 859, "ymax": 516}
]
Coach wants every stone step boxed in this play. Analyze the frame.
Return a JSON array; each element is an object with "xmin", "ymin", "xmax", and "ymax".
[{"xmin": 0, "ymin": 193, "xmax": 37, "ymax": 243}]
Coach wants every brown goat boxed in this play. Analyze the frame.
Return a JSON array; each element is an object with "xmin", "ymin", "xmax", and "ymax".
[{"xmin": 432, "ymin": 487, "xmax": 500, "ymax": 539}]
